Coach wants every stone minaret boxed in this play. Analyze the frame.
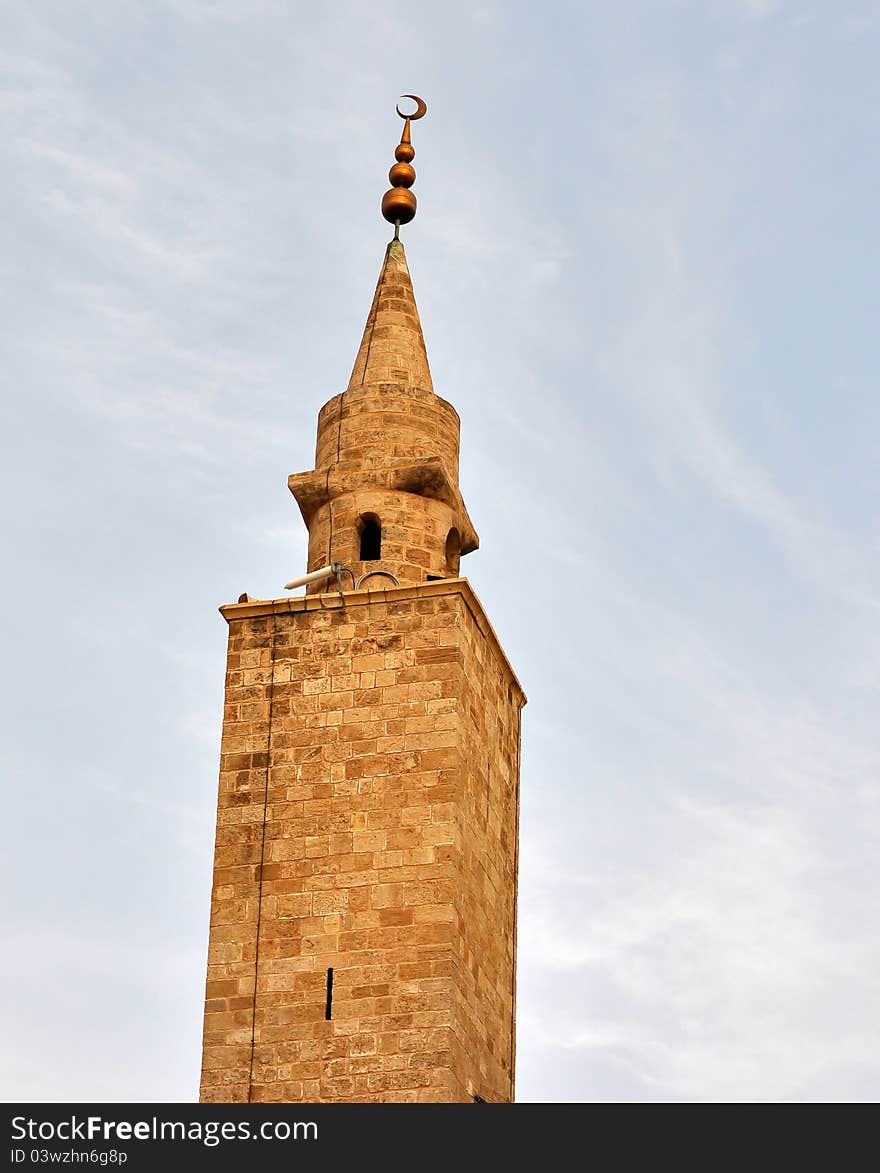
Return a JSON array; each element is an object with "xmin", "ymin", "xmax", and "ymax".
[{"xmin": 199, "ymin": 99, "xmax": 525, "ymax": 1104}]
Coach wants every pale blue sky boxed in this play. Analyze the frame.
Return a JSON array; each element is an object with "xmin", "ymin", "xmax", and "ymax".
[{"xmin": 2, "ymin": 0, "xmax": 879, "ymax": 1102}]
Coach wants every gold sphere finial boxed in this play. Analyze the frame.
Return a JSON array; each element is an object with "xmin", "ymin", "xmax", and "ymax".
[{"xmin": 382, "ymin": 95, "xmax": 427, "ymax": 234}]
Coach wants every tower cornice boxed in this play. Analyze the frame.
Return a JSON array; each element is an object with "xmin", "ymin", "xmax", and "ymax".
[
  {"xmin": 219, "ymin": 577, "xmax": 525, "ymax": 702},
  {"xmin": 288, "ymin": 456, "xmax": 479, "ymax": 555}
]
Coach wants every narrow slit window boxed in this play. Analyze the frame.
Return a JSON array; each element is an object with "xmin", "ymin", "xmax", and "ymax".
[
  {"xmin": 359, "ymin": 515, "xmax": 382, "ymax": 561},
  {"xmin": 325, "ymin": 967, "xmax": 334, "ymax": 1020}
]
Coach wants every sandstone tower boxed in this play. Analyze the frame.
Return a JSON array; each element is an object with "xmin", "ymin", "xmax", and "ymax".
[{"xmin": 199, "ymin": 98, "xmax": 525, "ymax": 1103}]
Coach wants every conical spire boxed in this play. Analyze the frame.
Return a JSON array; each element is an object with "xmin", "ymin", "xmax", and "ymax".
[{"xmin": 347, "ymin": 237, "xmax": 434, "ymax": 392}]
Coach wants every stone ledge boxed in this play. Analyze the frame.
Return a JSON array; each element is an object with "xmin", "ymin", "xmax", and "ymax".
[
  {"xmin": 287, "ymin": 456, "xmax": 479, "ymax": 554},
  {"xmin": 219, "ymin": 577, "xmax": 526, "ymax": 703}
]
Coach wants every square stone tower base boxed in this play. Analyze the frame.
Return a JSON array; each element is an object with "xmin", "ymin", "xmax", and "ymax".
[{"xmin": 199, "ymin": 578, "xmax": 524, "ymax": 1103}]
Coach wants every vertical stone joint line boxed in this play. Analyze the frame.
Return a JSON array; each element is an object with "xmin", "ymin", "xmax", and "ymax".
[
  {"xmin": 325, "ymin": 383, "xmax": 348, "ymax": 566},
  {"xmin": 247, "ymin": 609, "xmax": 277, "ymax": 1102}
]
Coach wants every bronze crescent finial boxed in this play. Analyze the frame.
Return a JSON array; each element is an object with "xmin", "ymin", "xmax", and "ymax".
[
  {"xmin": 395, "ymin": 94, "xmax": 427, "ymax": 121},
  {"xmin": 382, "ymin": 95, "xmax": 427, "ymax": 232}
]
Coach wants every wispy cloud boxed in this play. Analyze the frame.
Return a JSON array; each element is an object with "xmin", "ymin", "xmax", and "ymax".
[{"xmin": 2, "ymin": 0, "xmax": 878, "ymax": 1106}]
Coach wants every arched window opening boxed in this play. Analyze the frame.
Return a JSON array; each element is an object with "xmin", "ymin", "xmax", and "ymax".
[
  {"xmin": 358, "ymin": 514, "xmax": 382, "ymax": 561},
  {"xmin": 445, "ymin": 527, "xmax": 461, "ymax": 576}
]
